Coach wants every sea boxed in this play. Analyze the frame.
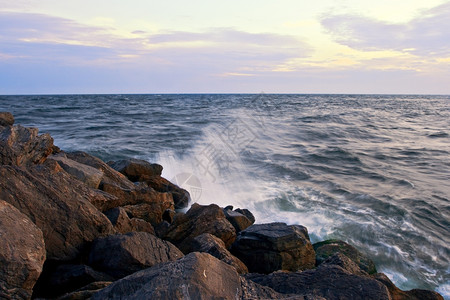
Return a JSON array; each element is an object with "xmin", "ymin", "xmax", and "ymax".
[{"xmin": 1, "ymin": 94, "xmax": 449, "ymax": 297}]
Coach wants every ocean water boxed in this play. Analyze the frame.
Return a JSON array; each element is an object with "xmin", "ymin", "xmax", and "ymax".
[{"xmin": 1, "ymin": 94, "xmax": 449, "ymax": 297}]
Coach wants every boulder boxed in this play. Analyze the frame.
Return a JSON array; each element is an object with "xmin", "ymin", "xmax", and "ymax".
[
  {"xmin": 245, "ymin": 262, "xmax": 391, "ymax": 300},
  {"xmin": 0, "ymin": 124, "xmax": 54, "ymax": 166},
  {"xmin": 235, "ymin": 208, "xmax": 255, "ymax": 224},
  {"xmin": 0, "ymin": 112, "xmax": 14, "ymax": 126},
  {"xmin": 0, "ymin": 163, "xmax": 115, "ymax": 261},
  {"xmin": 313, "ymin": 239, "xmax": 377, "ymax": 274},
  {"xmin": 372, "ymin": 273, "xmax": 444, "ymax": 300},
  {"xmin": 91, "ymin": 252, "xmax": 295, "ymax": 300},
  {"xmin": 163, "ymin": 203, "xmax": 236, "ymax": 253},
  {"xmin": 223, "ymin": 206, "xmax": 254, "ymax": 233},
  {"xmin": 320, "ymin": 252, "xmax": 368, "ymax": 276},
  {"xmin": 48, "ymin": 153, "xmax": 103, "ymax": 189},
  {"xmin": 231, "ymin": 222, "xmax": 315, "ymax": 273},
  {"xmin": 88, "ymin": 232, "xmax": 184, "ymax": 279},
  {"xmin": 0, "ymin": 200, "xmax": 46, "ymax": 300},
  {"xmin": 141, "ymin": 175, "xmax": 190, "ymax": 209},
  {"xmin": 33, "ymin": 264, "xmax": 113, "ymax": 298},
  {"xmin": 104, "ymin": 207, "xmax": 154, "ymax": 235},
  {"xmin": 188, "ymin": 233, "xmax": 248, "ymax": 274},
  {"xmin": 108, "ymin": 158, "xmax": 163, "ymax": 181}
]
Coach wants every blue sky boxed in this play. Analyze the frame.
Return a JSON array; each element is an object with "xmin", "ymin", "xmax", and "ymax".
[{"xmin": 1, "ymin": 0, "xmax": 449, "ymax": 94}]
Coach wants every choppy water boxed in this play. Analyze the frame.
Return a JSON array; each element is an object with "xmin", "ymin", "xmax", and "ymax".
[{"xmin": 1, "ymin": 94, "xmax": 449, "ymax": 297}]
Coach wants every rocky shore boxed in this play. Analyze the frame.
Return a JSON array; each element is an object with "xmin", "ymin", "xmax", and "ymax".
[{"xmin": 0, "ymin": 112, "xmax": 444, "ymax": 300}]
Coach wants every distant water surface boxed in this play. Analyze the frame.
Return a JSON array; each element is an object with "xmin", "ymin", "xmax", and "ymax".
[{"xmin": 1, "ymin": 94, "xmax": 449, "ymax": 297}]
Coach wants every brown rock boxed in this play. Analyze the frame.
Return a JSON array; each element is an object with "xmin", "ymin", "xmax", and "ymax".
[
  {"xmin": 142, "ymin": 175, "xmax": 190, "ymax": 209},
  {"xmin": 163, "ymin": 203, "xmax": 237, "ymax": 253},
  {"xmin": 223, "ymin": 206, "xmax": 254, "ymax": 233},
  {"xmin": 104, "ymin": 207, "xmax": 155, "ymax": 234},
  {"xmin": 56, "ymin": 282, "xmax": 112, "ymax": 300},
  {"xmin": 108, "ymin": 158, "xmax": 163, "ymax": 181},
  {"xmin": 91, "ymin": 252, "xmax": 295, "ymax": 300},
  {"xmin": 48, "ymin": 153, "xmax": 103, "ymax": 189},
  {"xmin": 231, "ymin": 222, "xmax": 315, "ymax": 273},
  {"xmin": 0, "ymin": 124, "xmax": 54, "ymax": 166},
  {"xmin": 0, "ymin": 163, "xmax": 114, "ymax": 261},
  {"xmin": 0, "ymin": 200, "xmax": 46, "ymax": 300},
  {"xmin": 88, "ymin": 232, "xmax": 184, "ymax": 279},
  {"xmin": 0, "ymin": 112, "xmax": 14, "ymax": 126},
  {"xmin": 188, "ymin": 233, "xmax": 248, "ymax": 274}
]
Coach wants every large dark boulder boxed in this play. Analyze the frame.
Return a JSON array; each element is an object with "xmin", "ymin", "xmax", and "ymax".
[
  {"xmin": 0, "ymin": 162, "xmax": 115, "ymax": 261},
  {"xmin": 245, "ymin": 261, "xmax": 391, "ymax": 300},
  {"xmin": 313, "ymin": 239, "xmax": 377, "ymax": 274},
  {"xmin": 0, "ymin": 124, "xmax": 55, "ymax": 166},
  {"xmin": 88, "ymin": 232, "xmax": 184, "ymax": 279},
  {"xmin": 188, "ymin": 233, "xmax": 248, "ymax": 274},
  {"xmin": 91, "ymin": 252, "xmax": 296, "ymax": 300},
  {"xmin": 108, "ymin": 158, "xmax": 163, "ymax": 181},
  {"xmin": 232, "ymin": 222, "xmax": 315, "ymax": 273},
  {"xmin": 0, "ymin": 200, "xmax": 46, "ymax": 300},
  {"xmin": 163, "ymin": 203, "xmax": 237, "ymax": 253},
  {"xmin": 0, "ymin": 112, "xmax": 14, "ymax": 126}
]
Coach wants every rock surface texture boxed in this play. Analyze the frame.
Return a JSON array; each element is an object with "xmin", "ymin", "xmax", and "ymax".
[
  {"xmin": 232, "ymin": 222, "xmax": 316, "ymax": 273},
  {"xmin": 0, "ymin": 200, "xmax": 46, "ymax": 300}
]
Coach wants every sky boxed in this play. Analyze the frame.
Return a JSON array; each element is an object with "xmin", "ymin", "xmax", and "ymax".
[{"xmin": 0, "ymin": 0, "xmax": 449, "ymax": 94}]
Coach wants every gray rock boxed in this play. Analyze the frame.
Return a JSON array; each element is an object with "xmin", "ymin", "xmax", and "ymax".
[
  {"xmin": 48, "ymin": 153, "xmax": 103, "ymax": 189},
  {"xmin": 0, "ymin": 200, "xmax": 46, "ymax": 300},
  {"xmin": 232, "ymin": 222, "xmax": 315, "ymax": 273},
  {"xmin": 188, "ymin": 233, "xmax": 248, "ymax": 274},
  {"xmin": 223, "ymin": 207, "xmax": 254, "ymax": 233},
  {"xmin": 0, "ymin": 162, "xmax": 115, "ymax": 261},
  {"xmin": 0, "ymin": 124, "xmax": 54, "ymax": 166},
  {"xmin": 88, "ymin": 232, "xmax": 184, "ymax": 279},
  {"xmin": 0, "ymin": 112, "xmax": 14, "ymax": 126},
  {"xmin": 163, "ymin": 203, "xmax": 236, "ymax": 253},
  {"xmin": 313, "ymin": 239, "xmax": 377, "ymax": 274},
  {"xmin": 245, "ymin": 262, "xmax": 391, "ymax": 300},
  {"xmin": 91, "ymin": 252, "xmax": 295, "ymax": 300},
  {"xmin": 56, "ymin": 282, "xmax": 112, "ymax": 300}
]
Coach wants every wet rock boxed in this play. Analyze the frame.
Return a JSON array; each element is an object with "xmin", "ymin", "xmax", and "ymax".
[
  {"xmin": 188, "ymin": 233, "xmax": 248, "ymax": 274},
  {"xmin": 88, "ymin": 232, "xmax": 184, "ymax": 279},
  {"xmin": 163, "ymin": 203, "xmax": 236, "ymax": 253},
  {"xmin": 232, "ymin": 222, "xmax": 315, "ymax": 273},
  {"xmin": 245, "ymin": 262, "xmax": 391, "ymax": 300},
  {"xmin": 103, "ymin": 207, "xmax": 155, "ymax": 235},
  {"xmin": 0, "ymin": 163, "xmax": 115, "ymax": 261},
  {"xmin": 108, "ymin": 158, "xmax": 163, "ymax": 181},
  {"xmin": 91, "ymin": 252, "xmax": 293, "ymax": 300},
  {"xmin": 0, "ymin": 112, "xmax": 14, "ymax": 126},
  {"xmin": 372, "ymin": 273, "xmax": 444, "ymax": 300},
  {"xmin": 142, "ymin": 175, "xmax": 190, "ymax": 209},
  {"xmin": 0, "ymin": 200, "xmax": 46, "ymax": 300},
  {"xmin": 0, "ymin": 124, "xmax": 54, "ymax": 166},
  {"xmin": 321, "ymin": 252, "xmax": 368, "ymax": 276},
  {"xmin": 313, "ymin": 239, "xmax": 377, "ymax": 274},
  {"xmin": 33, "ymin": 264, "xmax": 113, "ymax": 298},
  {"xmin": 223, "ymin": 206, "xmax": 254, "ymax": 233},
  {"xmin": 48, "ymin": 153, "xmax": 103, "ymax": 189}
]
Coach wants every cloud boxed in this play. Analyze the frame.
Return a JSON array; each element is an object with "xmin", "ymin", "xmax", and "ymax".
[{"xmin": 320, "ymin": 1, "xmax": 450, "ymax": 57}]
